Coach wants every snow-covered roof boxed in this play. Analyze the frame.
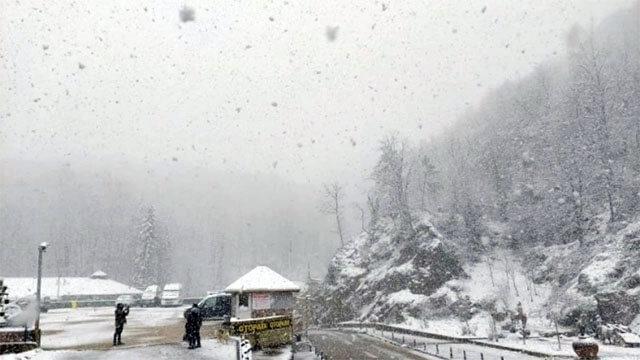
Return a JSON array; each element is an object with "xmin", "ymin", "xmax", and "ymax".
[
  {"xmin": 225, "ymin": 266, "xmax": 300, "ymax": 293},
  {"xmin": 619, "ymin": 332, "xmax": 640, "ymax": 345},
  {"xmin": 3, "ymin": 277, "xmax": 142, "ymax": 300},
  {"xmin": 163, "ymin": 283, "xmax": 182, "ymax": 291},
  {"xmin": 90, "ymin": 270, "xmax": 108, "ymax": 279}
]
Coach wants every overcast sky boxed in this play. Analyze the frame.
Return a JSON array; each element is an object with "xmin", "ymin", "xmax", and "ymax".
[{"xmin": 1, "ymin": 0, "xmax": 636, "ymax": 188}]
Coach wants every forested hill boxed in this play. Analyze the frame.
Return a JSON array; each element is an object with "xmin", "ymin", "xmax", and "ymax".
[{"xmin": 313, "ymin": 3, "xmax": 640, "ymax": 333}]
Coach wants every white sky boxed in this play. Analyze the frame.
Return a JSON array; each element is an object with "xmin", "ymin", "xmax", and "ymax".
[{"xmin": 1, "ymin": 0, "xmax": 636, "ymax": 187}]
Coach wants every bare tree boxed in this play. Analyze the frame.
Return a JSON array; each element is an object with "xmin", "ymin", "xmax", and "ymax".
[
  {"xmin": 353, "ymin": 202, "xmax": 367, "ymax": 234},
  {"xmin": 320, "ymin": 182, "xmax": 346, "ymax": 247}
]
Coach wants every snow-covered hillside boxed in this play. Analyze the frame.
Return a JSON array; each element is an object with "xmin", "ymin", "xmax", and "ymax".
[
  {"xmin": 526, "ymin": 215, "xmax": 640, "ymax": 328},
  {"xmin": 319, "ymin": 215, "xmax": 465, "ymax": 325},
  {"xmin": 316, "ymin": 213, "xmax": 640, "ymax": 338}
]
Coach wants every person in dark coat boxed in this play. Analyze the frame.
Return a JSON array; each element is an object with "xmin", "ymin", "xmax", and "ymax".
[
  {"xmin": 194, "ymin": 304, "xmax": 202, "ymax": 348},
  {"xmin": 185, "ymin": 303, "xmax": 202, "ymax": 349},
  {"xmin": 183, "ymin": 307, "xmax": 191, "ymax": 343},
  {"xmin": 113, "ymin": 303, "xmax": 130, "ymax": 346}
]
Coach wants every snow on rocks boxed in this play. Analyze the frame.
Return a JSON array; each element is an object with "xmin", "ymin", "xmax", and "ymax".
[{"xmin": 319, "ymin": 215, "xmax": 465, "ymax": 324}]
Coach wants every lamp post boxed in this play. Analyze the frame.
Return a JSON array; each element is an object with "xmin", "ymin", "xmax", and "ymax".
[{"xmin": 35, "ymin": 242, "xmax": 48, "ymax": 347}]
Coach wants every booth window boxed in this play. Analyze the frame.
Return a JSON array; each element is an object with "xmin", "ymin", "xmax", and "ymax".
[{"xmin": 239, "ymin": 293, "xmax": 249, "ymax": 307}]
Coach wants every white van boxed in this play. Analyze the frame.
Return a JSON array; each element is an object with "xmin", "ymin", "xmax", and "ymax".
[
  {"xmin": 160, "ymin": 283, "xmax": 182, "ymax": 307},
  {"xmin": 141, "ymin": 285, "xmax": 160, "ymax": 307}
]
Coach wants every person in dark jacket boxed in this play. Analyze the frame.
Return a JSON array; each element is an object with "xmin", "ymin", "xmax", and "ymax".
[
  {"xmin": 185, "ymin": 303, "xmax": 202, "ymax": 349},
  {"xmin": 194, "ymin": 304, "xmax": 202, "ymax": 348},
  {"xmin": 184, "ymin": 304, "xmax": 202, "ymax": 349},
  {"xmin": 113, "ymin": 303, "xmax": 130, "ymax": 346}
]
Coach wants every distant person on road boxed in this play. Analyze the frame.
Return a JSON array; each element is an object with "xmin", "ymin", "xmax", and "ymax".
[
  {"xmin": 113, "ymin": 303, "xmax": 130, "ymax": 346},
  {"xmin": 185, "ymin": 303, "xmax": 202, "ymax": 349}
]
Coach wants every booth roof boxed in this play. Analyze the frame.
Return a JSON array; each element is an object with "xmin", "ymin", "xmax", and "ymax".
[{"xmin": 225, "ymin": 266, "xmax": 301, "ymax": 293}]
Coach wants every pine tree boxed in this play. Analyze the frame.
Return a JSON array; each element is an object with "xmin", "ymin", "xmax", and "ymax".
[{"xmin": 132, "ymin": 206, "xmax": 170, "ymax": 288}]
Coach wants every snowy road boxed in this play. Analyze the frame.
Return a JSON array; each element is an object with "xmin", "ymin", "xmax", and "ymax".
[
  {"xmin": 308, "ymin": 330, "xmax": 439, "ymax": 359},
  {"xmin": 308, "ymin": 329, "xmax": 550, "ymax": 360}
]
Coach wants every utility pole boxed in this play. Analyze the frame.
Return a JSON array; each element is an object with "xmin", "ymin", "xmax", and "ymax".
[
  {"xmin": 210, "ymin": 233, "xmax": 216, "ymax": 286},
  {"xmin": 35, "ymin": 242, "xmax": 48, "ymax": 347}
]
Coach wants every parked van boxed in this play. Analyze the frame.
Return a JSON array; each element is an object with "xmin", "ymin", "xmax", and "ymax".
[
  {"xmin": 160, "ymin": 283, "xmax": 182, "ymax": 307},
  {"xmin": 141, "ymin": 285, "xmax": 160, "ymax": 307}
]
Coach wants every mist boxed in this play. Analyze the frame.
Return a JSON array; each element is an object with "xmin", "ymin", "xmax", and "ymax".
[{"xmin": 5, "ymin": 0, "xmax": 640, "ymax": 359}]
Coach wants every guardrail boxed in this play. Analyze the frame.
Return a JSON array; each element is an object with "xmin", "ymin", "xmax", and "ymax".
[{"xmin": 332, "ymin": 322, "xmax": 572, "ymax": 359}]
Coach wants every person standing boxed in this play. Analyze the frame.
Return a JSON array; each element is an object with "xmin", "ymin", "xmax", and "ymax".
[
  {"xmin": 193, "ymin": 303, "xmax": 202, "ymax": 348},
  {"xmin": 113, "ymin": 303, "xmax": 130, "ymax": 346},
  {"xmin": 186, "ymin": 303, "xmax": 201, "ymax": 349}
]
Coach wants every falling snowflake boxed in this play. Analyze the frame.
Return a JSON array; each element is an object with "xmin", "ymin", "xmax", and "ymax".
[
  {"xmin": 326, "ymin": 26, "xmax": 339, "ymax": 42},
  {"xmin": 179, "ymin": 6, "xmax": 195, "ymax": 22}
]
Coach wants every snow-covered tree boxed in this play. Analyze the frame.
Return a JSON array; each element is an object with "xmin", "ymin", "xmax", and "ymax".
[
  {"xmin": 132, "ymin": 206, "xmax": 170, "ymax": 288},
  {"xmin": 372, "ymin": 135, "xmax": 413, "ymax": 230}
]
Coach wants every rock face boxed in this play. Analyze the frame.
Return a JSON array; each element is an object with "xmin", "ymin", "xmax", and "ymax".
[
  {"xmin": 595, "ymin": 292, "xmax": 640, "ymax": 325},
  {"xmin": 526, "ymin": 218, "xmax": 640, "ymax": 328},
  {"xmin": 318, "ymin": 216, "xmax": 465, "ymax": 324}
]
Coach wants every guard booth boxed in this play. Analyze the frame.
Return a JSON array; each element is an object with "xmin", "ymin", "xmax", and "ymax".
[
  {"xmin": 224, "ymin": 266, "xmax": 300, "ymax": 348},
  {"xmin": 225, "ymin": 266, "xmax": 300, "ymax": 320}
]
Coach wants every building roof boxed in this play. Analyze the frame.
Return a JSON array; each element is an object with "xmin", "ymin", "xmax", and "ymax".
[
  {"xmin": 3, "ymin": 276, "xmax": 142, "ymax": 300},
  {"xmin": 90, "ymin": 270, "xmax": 108, "ymax": 279},
  {"xmin": 225, "ymin": 266, "xmax": 301, "ymax": 293},
  {"xmin": 163, "ymin": 283, "xmax": 182, "ymax": 291}
]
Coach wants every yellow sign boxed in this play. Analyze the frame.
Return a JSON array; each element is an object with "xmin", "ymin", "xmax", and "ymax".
[{"xmin": 231, "ymin": 316, "xmax": 292, "ymax": 335}]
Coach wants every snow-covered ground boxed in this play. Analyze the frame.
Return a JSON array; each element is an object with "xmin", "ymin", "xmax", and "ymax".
[
  {"xmin": 0, "ymin": 340, "xmax": 235, "ymax": 360},
  {"xmin": 40, "ymin": 306, "xmax": 188, "ymax": 349},
  {"xmin": 478, "ymin": 334, "xmax": 640, "ymax": 360},
  {"xmin": 2, "ymin": 306, "xmax": 295, "ymax": 359}
]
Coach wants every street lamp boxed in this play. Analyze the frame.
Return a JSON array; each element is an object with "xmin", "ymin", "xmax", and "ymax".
[{"xmin": 35, "ymin": 242, "xmax": 48, "ymax": 347}]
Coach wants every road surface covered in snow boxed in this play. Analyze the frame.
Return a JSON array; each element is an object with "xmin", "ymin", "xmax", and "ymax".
[
  {"xmin": 308, "ymin": 329, "xmax": 439, "ymax": 359},
  {"xmin": 328, "ymin": 327, "xmax": 640, "ymax": 360}
]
